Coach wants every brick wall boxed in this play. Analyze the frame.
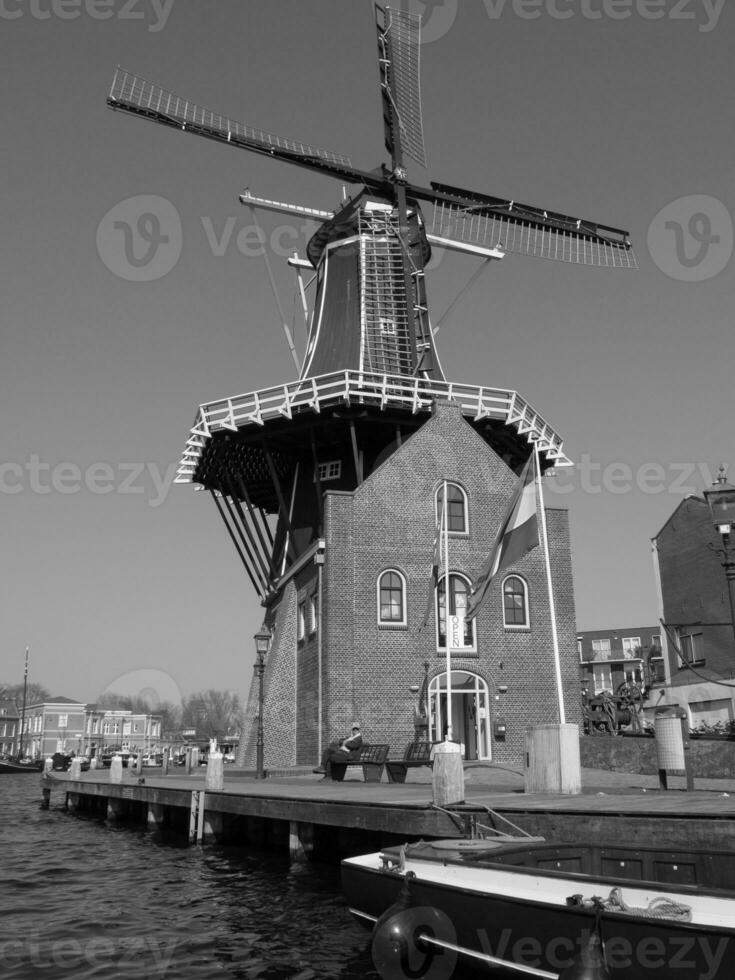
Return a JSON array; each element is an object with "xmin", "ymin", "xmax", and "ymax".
[
  {"xmin": 240, "ymin": 401, "xmax": 580, "ymax": 768},
  {"xmin": 656, "ymin": 496, "xmax": 735, "ymax": 683}
]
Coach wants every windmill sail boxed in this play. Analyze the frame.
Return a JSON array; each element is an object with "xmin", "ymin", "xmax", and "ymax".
[
  {"xmin": 422, "ymin": 182, "xmax": 637, "ymax": 268},
  {"xmin": 377, "ymin": 5, "xmax": 427, "ymax": 168},
  {"xmin": 428, "ymin": 198, "xmax": 637, "ymax": 268},
  {"xmin": 107, "ymin": 68, "xmax": 365, "ymax": 180}
]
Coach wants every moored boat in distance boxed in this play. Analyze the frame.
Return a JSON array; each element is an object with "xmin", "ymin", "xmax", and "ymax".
[
  {"xmin": 0, "ymin": 756, "xmax": 43, "ymax": 774},
  {"xmin": 342, "ymin": 837, "xmax": 735, "ymax": 979}
]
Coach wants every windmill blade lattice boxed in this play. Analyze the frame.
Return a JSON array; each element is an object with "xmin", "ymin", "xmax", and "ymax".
[
  {"xmin": 428, "ymin": 199, "xmax": 637, "ymax": 268},
  {"xmin": 108, "ymin": 68, "xmax": 355, "ymax": 171},
  {"xmin": 378, "ymin": 5, "xmax": 427, "ymax": 168}
]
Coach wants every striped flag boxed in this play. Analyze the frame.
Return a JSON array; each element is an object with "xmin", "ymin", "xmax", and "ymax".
[
  {"xmin": 465, "ymin": 454, "xmax": 539, "ymax": 621},
  {"xmin": 419, "ymin": 495, "xmax": 445, "ymax": 631}
]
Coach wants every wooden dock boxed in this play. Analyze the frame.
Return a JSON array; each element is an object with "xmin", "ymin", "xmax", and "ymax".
[{"xmin": 45, "ymin": 763, "xmax": 735, "ymax": 859}]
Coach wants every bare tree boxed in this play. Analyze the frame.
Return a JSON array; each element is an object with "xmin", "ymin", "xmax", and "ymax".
[
  {"xmin": 0, "ymin": 681, "xmax": 50, "ymax": 707},
  {"xmin": 181, "ymin": 690, "xmax": 241, "ymax": 741}
]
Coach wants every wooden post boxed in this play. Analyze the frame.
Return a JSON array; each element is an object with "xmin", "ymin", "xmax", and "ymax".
[
  {"xmin": 162, "ymin": 748, "xmax": 169, "ymax": 775},
  {"xmin": 109, "ymin": 755, "xmax": 123, "ymax": 784},
  {"xmin": 189, "ymin": 791, "xmax": 199, "ymax": 843},
  {"xmin": 205, "ymin": 752, "xmax": 224, "ymax": 791},
  {"xmin": 432, "ymin": 741, "xmax": 464, "ymax": 806},
  {"xmin": 525, "ymin": 724, "xmax": 581, "ymax": 795},
  {"xmin": 196, "ymin": 791, "xmax": 206, "ymax": 844},
  {"xmin": 289, "ymin": 821, "xmax": 314, "ymax": 861},
  {"xmin": 40, "ymin": 785, "xmax": 51, "ymax": 809},
  {"xmin": 106, "ymin": 798, "xmax": 124, "ymax": 821},
  {"xmin": 147, "ymin": 802, "xmax": 165, "ymax": 828}
]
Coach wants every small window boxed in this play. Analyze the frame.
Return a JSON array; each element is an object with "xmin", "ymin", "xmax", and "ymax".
[
  {"xmin": 591, "ymin": 638, "xmax": 612, "ymax": 658},
  {"xmin": 316, "ymin": 460, "xmax": 341, "ymax": 482},
  {"xmin": 297, "ymin": 601, "xmax": 306, "ymax": 641},
  {"xmin": 58, "ymin": 714, "xmax": 68, "ymax": 728},
  {"xmin": 378, "ymin": 570, "xmax": 406, "ymax": 626},
  {"xmin": 379, "ymin": 318, "xmax": 396, "ymax": 335},
  {"xmin": 621, "ymin": 637, "xmax": 641, "ymax": 658},
  {"xmin": 436, "ymin": 574, "xmax": 475, "ymax": 650},
  {"xmin": 678, "ymin": 630, "xmax": 704, "ymax": 666},
  {"xmin": 502, "ymin": 576, "xmax": 529, "ymax": 628},
  {"xmin": 436, "ymin": 483, "xmax": 468, "ymax": 534}
]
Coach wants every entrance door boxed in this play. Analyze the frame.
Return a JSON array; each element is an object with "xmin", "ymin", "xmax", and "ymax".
[{"xmin": 428, "ymin": 671, "xmax": 491, "ymax": 760}]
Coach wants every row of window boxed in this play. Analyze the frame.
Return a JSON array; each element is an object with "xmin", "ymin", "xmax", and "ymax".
[
  {"xmin": 295, "ymin": 571, "xmax": 529, "ymax": 649},
  {"xmin": 379, "ymin": 569, "xmax": 530, "ymax": 643}
]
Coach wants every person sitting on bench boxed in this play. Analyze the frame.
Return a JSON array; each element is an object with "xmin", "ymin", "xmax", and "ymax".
[{"xmin": 313, "ymin": 724, "xmax": 362, "ymax": 776}]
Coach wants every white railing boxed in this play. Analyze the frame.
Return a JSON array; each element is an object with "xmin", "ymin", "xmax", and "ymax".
[{"xmin": 176, "ymin": 370, "xmax": 570, "ymax": 482}]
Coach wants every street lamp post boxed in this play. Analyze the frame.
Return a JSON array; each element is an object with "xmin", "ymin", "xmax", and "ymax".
[
  {"xmin": 254, "ymin": 624, "xmax": 272, "ymax": 780},
  {"xmin": 703, "ymin": 466, "xmax": 735, "ymax": 650}
]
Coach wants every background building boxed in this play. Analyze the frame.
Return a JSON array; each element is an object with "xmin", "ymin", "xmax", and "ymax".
[
  {"xmin": 0, "ymin": 698, "xmax": 20, "ymax": 757},
  {"xmin": 577, "ymin": 627, "xmax": 663, "ymax": 696},
  {"xmin": 25, "ymin": 696, "xmax": 87, "ymax": 759},
  {"xmin": 83, "ymin": 707, "xmax": 162, "ymax": 757},
  {"xmin": 652, "ymin": 494, "xmax": 735, "ymax": 727}
]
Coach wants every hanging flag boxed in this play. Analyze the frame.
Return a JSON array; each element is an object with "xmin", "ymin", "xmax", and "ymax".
[
  {"xmin": 465, "ymin": 453, "xmax": 539, "ymax": 621},
  {"xmin": 419, "ymin": 494, "xmax": 445, "ymax": 631}
]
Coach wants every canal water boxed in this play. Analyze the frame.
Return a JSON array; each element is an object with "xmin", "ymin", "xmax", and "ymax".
[{"xmin": 1, "ymin": 775, "xmax": 380, "ymax": 980}]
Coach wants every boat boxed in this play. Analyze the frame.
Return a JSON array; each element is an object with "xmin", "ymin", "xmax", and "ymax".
[
  {"xmin": 0, "ymin": 756, "xmax": 43, "ymax": 774},
  {"xmin": 342, "ymin": 836, "xmax": 735, "ymax": 979},
  {"xmin": 0, "ymin": 648, "xmax": 42, "ymax": 774}
]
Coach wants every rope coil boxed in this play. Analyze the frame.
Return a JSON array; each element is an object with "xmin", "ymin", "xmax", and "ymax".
[{"xmin": 603, "ymin": 887, "xmax": 692, "ymax": 922}]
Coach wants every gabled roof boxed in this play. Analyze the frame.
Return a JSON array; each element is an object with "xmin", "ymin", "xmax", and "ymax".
[{"xmin": 651, "ymin": 494, "xmax": 705, "ymax": 541}]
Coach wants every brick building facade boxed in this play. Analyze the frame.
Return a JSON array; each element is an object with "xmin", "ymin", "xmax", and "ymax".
[
  {"xmin": 240, "ymin": 402, "xmax": 580, "ymax": 769},
  {"xmin": 652, "ymin": 495, "xmax": 735, "ymax": 726}
]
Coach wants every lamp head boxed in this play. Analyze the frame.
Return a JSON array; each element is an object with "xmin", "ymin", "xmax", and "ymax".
[
  {"xmin": 704, "ymin": 466, "xmax": 735, "ymax": 537},
  {"xmin": 254, "ymin": 624, "xmax": 272, "ymax": 656}
]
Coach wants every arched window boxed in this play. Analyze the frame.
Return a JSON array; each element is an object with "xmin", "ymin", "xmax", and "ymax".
[
  {"xmin": 502, "ymin": 575, "xmax": 529, "ymax": 628},
  {"xmin": 436, "ymin": 573, "xmax": 476, "ymax": 650},
  {"xmin": 377, "ymin": 570, "xmax": 406, "ymax": 626},
  {"xmin": 436, "ymin": 482, "xmax": 468, "ymax": 534}
]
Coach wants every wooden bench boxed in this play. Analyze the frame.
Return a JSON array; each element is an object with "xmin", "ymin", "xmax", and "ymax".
[
  {"xmin": 329, "ymin": 743, "xmax": 389, "ymax": 782},
  {"xmin": 385, "ymin": 741, "xmax": 434, "ymax": 783}
]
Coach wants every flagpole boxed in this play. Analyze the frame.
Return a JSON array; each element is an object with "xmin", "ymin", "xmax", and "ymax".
[
  {"xmin": 442, "ymin": 481, "xmax": 452, "ymax": 741},
  {"xmin": 535, "ymin": 445, "xmax": 566, "ymax": 725}
]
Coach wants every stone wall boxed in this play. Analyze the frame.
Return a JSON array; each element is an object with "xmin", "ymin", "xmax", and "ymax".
[{"xmin": 580, "ymin": 734, "xmax": 735, "ymax": 778}]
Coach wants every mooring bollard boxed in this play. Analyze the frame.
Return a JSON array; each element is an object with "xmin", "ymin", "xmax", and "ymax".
[
  {"xmin": 70, "ymin": 757, "xmax": 82, "ymax": 780},
  {"xmin": 44, "ymin": 757, "xmax": 53, "ymax": 775},
  {"xmin": 162, "ymin": 747, "xmax": 169, "ymax": 775},
  {"xmin": 432, "ymin": 740, "xmax": 465, "ymax": 807},
  {"xmin": 132, "ymin": 753, "xmax": 143, "ymax": 776},
  {"xmin": 110, "ymin": 754, "xmax": 123, "ymax": 784},
  {"xmin": 90, "ymin": 756, "xmax": 98, "ymax": 771},
  {"xmin": 205, "ymin": 751, "xmax": 224, "ymax": 791}
]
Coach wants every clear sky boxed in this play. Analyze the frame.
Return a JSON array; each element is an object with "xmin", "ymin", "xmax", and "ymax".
[{"xmin": 2, "ymin": 0, "xmax": 733, "ymax": 704}]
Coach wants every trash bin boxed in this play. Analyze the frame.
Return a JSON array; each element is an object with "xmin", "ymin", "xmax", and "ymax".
[{"xmin": 654, "ymin": 708, "xmax": 692, "ymax": 790}]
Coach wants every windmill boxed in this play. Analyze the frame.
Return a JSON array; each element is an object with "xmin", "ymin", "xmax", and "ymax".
[{"xmin": 107, "ymin": 5, "xmax": 635, "ymax": 602}]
